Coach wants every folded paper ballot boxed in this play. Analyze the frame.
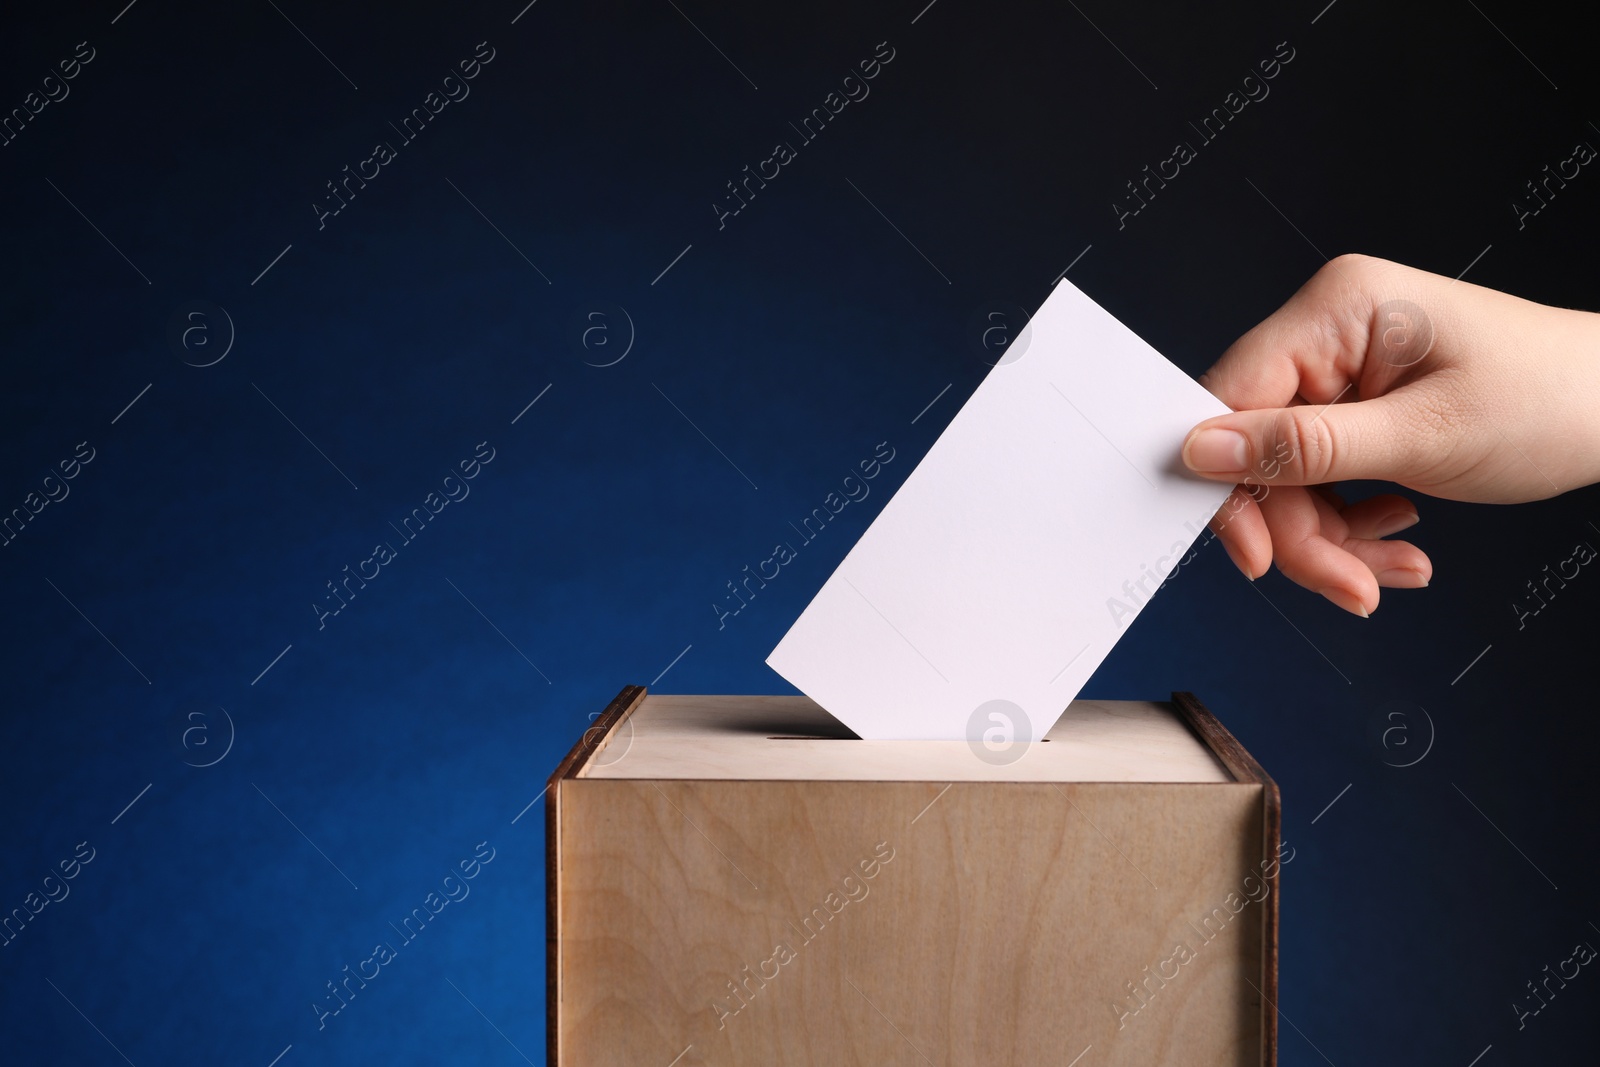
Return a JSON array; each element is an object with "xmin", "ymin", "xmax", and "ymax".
[{"xmin": 766, "ymin": 278, "xmax": 1234, "ymax": 741}]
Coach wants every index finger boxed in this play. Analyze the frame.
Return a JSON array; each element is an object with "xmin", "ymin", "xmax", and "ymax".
[{"xmin": 1198, "ymin": 254, "xmax": 1408, "ymax": 412}]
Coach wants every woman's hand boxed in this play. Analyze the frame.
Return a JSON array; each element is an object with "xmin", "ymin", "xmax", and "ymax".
[{"xmin": 1182, "ymin": 253, "xmax": 1600, "ymax": 616}]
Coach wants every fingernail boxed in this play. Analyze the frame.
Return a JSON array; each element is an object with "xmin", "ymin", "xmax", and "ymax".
[
  {"xmin": 1319, "ymin": 586, "xmax": 1371, "ymax": 617},
  {"xmin": 1185, "ymin": 428, "xmax": 1249, "ymax": 472},
  {"xmin": 1373, "ymin": 512, "xmax": 1419, "ymax": 538},
  {"xmin": 1376, "ymin": 567, "xmax": 1429, "ymax": 589}
]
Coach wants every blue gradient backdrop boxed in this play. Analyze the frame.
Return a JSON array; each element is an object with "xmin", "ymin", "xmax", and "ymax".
[{"xmin": 2, "ymin": 1, "xmax": 1598, "ymax": 1063}]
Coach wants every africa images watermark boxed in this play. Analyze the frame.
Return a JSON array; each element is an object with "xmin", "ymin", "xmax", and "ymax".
[
  {"xmin": 713, "ymin": 441, "xmax": 896, "ymax": 629},
  {"xmin": 1511, "ymin": 534, "xmax": 1594, "ymax": 631},
  {"xmin": 1105, "ymin": 439, "xmax": 1295, "ymax": 629},
  {"xmin": 1512, "ymin": 135, "xmax": 1595, "ymax": 231},
  {"xmin": 1513, "ymin": 933, "xmax": 1596, "ymax": 1031},
  {"xmin": 311, "ymin": 840, "xmax": 496, "ymax": 1030},
  {"xmin": 1112, "ymin": 840, "xmax": 1296, "ymax": 1029},
  {"xmin": 312, "ymin": 441, "xmax": 496, "ymax": 630},
  {"xmin": 711, "ymin": 840, "xmax": 896, "ymax": 1030},
  {"xmin": 1, "ymin": 841, "xmax": 97, "ymax": 949},
  {"xmin": 313, "ymin": 42, "xmax": 498, "ymax": 230},
  {"xmin": 1, "ymin": 441, "xmax": 96, "ymax": 550},
  {"xmin": 1, "ymin": 39, "xmax": 97, "ymax": 149},
  {"xmin": 1114, "ymin": 40, "xmax": 1297, "ymax": 230},
  {"xmin": 711, "ymin": 40, "xmax": 897, "ymax": 231}
]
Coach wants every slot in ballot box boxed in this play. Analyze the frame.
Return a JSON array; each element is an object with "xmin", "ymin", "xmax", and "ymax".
[{"xmin": 547, "ymin": 686, "xmax": 1281, "ymax": 1066}]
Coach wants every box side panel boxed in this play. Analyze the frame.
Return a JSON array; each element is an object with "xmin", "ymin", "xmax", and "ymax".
[
  {"xmin": 559, "ymin": 780, "xmax": 1266, "ymax": 1066},
  {"xmin": 1171, "ymin": 690, "xmax": 1281, "ymax": 1065},
  {"xmin": 1257, "ymin": 775, "xmax": 1280, "ymax": 1067},
  {"xmin": 549, "ymin": 684, "xmax": 646, "ymax": 1065},
  {"xmin": 547, "ymin": 767, "xmax": 560, "ymax": 1066}
]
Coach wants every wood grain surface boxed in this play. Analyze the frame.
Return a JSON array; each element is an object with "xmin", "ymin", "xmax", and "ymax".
[{"xmin": 550, "ymin": 690, "xmax": 1278, "ymax": 1066}]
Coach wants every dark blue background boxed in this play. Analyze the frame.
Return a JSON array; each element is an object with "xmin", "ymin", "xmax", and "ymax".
[{"xmin": 2, "ymin": 0, "xmax": 1597, "ymax": 1063}]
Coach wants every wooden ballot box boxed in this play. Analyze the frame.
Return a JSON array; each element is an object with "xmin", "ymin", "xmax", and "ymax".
[{"xmin": 547, "ymin": 686, "xmax": 1281, "ymax": 1066}]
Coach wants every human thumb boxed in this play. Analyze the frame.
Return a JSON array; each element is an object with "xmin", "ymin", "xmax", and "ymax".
[{"xmin": 1181, "ymin": 392, "xmax": 1427, "ymax": 487}]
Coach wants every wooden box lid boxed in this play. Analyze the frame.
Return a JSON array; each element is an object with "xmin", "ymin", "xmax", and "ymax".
[{"xmin": 577, "ymin": 692, "xmax": 1236, "ymax": 782}]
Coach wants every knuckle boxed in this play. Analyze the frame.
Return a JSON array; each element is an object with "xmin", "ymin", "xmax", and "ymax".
[
  {"xmin": 1300, "ymin": 256, "xmax": 1382, "ymax": 366},
  {"xmin": 1309, "ymin": 254, "xmax": 1371, "ymax": 298},
  {"xmin": 1326, "ymin": 252, "xmax": 1375, "ymax": 276},
  {"xmin": 1272, "ymin": 407, "xmax": 1337, "ymax": 483}
]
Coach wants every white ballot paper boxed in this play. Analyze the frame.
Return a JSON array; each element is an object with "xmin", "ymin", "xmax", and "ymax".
[{"xmin": 766, "ymin": 278, "xmax": 1234, "ymax": 740}]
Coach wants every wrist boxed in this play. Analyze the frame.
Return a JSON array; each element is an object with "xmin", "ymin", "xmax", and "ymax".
[{"xmin": 1543, "ymin": 307, "xmax": 1600, "ymax": 493}]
